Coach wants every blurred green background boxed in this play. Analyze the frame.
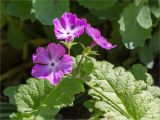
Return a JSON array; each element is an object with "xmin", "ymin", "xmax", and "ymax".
[{"xmin": 0, "ymin": 0, "xmax": 160, "ymax": 119}]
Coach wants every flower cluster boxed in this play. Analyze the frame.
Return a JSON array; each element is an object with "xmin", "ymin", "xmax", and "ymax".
[
  {"xmin": 32, "ymin": 12, "xmax": 116, "ymax": 85},
  {"xmin": 53, "ymin": 12, "xmax": 116, "ymax": 50}
]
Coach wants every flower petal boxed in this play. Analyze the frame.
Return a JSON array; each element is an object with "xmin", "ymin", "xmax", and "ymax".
[
  {"xmin": 85, "ymin": 24, "xmax": 101, "ymax": 40},
  {"xmin": 71, "ymin": 18, "xmax": 87, "ymax": 38},
  {"xmin": 53, "ymin": 18, "xmax": 67, "ymax": 39},
  {"xmin": 53, "ymin": 12, "xmax": 87, "ymax": 41},
  {"xmin": 97, "ymin": 37, "xmax": 117, "ymax": 50},
  {"xmin": 61, "ymin": 12, "xmax": 77, "ymax": 31},
  {"xmin": 57, "ymin": 54, "xmax": 74, "ymax": 74},
  {"xmin": 45, "ymin": 71, "xmax": 64, "ymax": 85},
  {"xmin": 46, "ymin": 43, "xmax": 66, "ymax": 61},
  {"xmin": 32, "ymin": 47, "xmax": 50, "ymax": 64},
  {"xmin": 31, "ymin": 64, "xmax": 52, "ymax": 78},
  {"xmin": 86, "ymin": 24, "xmax": 116, "ymax": 50}
]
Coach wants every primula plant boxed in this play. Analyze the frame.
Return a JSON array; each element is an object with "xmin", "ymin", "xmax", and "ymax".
[{"xmin": 3, "ymin": 12, "xmax": 160, "ymax": 120}]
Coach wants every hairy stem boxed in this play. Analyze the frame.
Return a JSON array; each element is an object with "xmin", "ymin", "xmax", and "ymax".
[
  {"xmin": 68, "ymin": 48, "xmax": 70, "ymax": 55},
  {"xmin": 75, "ymin": 47, "xmax": 132, "ymax": 118},
  {"xmin": 76, "ymin": 55, "xmax": 85, "ymax": 76}
]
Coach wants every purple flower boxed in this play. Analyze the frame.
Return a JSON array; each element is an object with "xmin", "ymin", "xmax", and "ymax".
[
  {"xmin": 86, "ymin": 24, "xmax": 116, "ymax": 50},
  {"xmin": 53, "ymin": 12, "xmax": 87, "ymax": 42},
  {"xmin": 31, "ymin": 43, "xmax": 73, "ymax": 85}
]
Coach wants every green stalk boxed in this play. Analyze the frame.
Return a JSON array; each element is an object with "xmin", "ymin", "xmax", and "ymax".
[
  {"xmin": 66, "ymin": 39, "xmax": 74, "ymax": 55},
  {"xmin": 76, "ymin": 54, "xmax": 85, "ymax": 76},
  {"xmin": 75, "ymin": 45, "xmax": 132, "ymax": 118},
  {"xmin": 68, "ymin": 48, "xmax": 70, "ymax": 55}
]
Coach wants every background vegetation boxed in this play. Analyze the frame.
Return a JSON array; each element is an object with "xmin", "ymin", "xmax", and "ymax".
[{"xmin": 0, "ymin": 0, "xmax": 159, "ymax": 119}]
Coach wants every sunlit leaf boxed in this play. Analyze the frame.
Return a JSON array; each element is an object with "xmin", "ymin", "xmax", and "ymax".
[
  {"xmin": 118, "ymin": 4, "xmax": 152, "ymax": 48},
  {"xmin": 13, "ymin": 77, "xmax": 84, "ymax": 119}
]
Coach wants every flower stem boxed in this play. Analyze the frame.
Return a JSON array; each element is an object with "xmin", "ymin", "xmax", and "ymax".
[
  {"xmin": 84, "ymin": 81, "xmax": 131, "ymax": 119},
  {"xmin": 76, "ymin": 54, "xmax": 85, "ymax": 76},
  {"xmin": 75, "ymin": 45, "xmax": 131, "ymax": 118},
  {"xmin": 68, "ymin": 48, "xmax": 70, "ymax": 55}
]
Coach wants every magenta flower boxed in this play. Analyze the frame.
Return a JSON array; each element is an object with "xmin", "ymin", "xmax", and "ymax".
[
  {"xmin": 31, "ymin": 43, "xmax": 73, "ymax": 85},
  {"xmin": 53, "ymin": 12, "xmax": 87, "ymax": 42},
  {"xmin": 86, "ymin": 24, "xmax": 116, "ymax": 50}
]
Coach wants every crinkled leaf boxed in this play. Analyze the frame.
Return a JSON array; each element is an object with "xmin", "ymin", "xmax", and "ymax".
[
  {"xmin": 86, "ymin": 59, "xmax": 160, "ymax": 120},
  {"xmin": 78, "ymin": 0, "xmax": 117, "ymax": 10},
  {"xmin": 147, "ymin": 86, "xmax": 160, "ymax": 98},
  {"xmin": 14, "ymin": 77, "xmax": 84, "ymax": 119},
  {"xmin": 33, "ymin": 0, "xmax": 69, "ymax": 25},
  {"xmin": 118, "ymin": 4, "xmax": 152, "ymax": 48}
]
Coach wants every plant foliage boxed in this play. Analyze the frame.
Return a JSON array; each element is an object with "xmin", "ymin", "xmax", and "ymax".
[
  {"xmin": 85, "ymin": 59, "xmax": 160, "ymax": 120},
  {"xmin": 10, "ymin": 77, "xmax": 84, "ymax": 119}
]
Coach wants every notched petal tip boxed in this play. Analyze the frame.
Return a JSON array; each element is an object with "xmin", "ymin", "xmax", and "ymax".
[{"xmin": 52, "ymin": 18, "xmax": 59, "ymax": 25}]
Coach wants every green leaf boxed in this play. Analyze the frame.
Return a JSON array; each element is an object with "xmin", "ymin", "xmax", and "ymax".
[
  {"xmin": 90, "ymin": 3, "xmax": 127, "ymax": 21},
  {"xmin": 14, "ymin": 77, "xmax": 84, "ymax": 119},
  {"xmin": 137, "ymin": 46, "xmax": 154, "ymax": 67},
  {"xmin": 149, "ymin": 31, "xmax": 160, "ymax": 53},
  {"xmin": 33, "ymin": 0, "xmax": 69, "ymax": 25},
  {"xmin": 80, "ymin": 57, "xmax": 94, "ymax": 77},
  {"xmin": 84, "ymin": 100, "xmax": 104, "ymax": 120},
  {"xmin": 3, "ymin": 86, "xmax": 18, "ymax": 105},
  {"xmin": 151, "ymin": 7, "xmax": 160, "ymax": 19},
  {"xmin": 10, "ymin": 112, "xmax": 33, "ymax": 120},
  {"xmin": 86, "ymin": 59, "xmax": 160, "ymax": 120},
  {"xmin": 7, "ymin": 0, "xmax": 34, "ymax": 21},
  {"xmin": 136, "ymin": 31, "xmax": 159, "ymax": 68},
  {"xmin": 135, "ymin": 0, "xmax": 148, "ymax": 6},
  {"xmin": 7, "ymin": 18, "xmax": 26, "ymax": 49},
  {"xmin": 158, "ymin": 0, "xmax": 160, "ymax": 6},
  {"xmin": 130, "ymin": 64, "xmax": 147, "ymax": 81},
  {"xmin": 73, "ymin": 56, "xmax": 94, "ymax": 77},
  {"xmin": 118, "ymin": 4, "xmax": 152, "ymax": 48},
  {"xmin": 137, "ymin": 6, "xmax": 152, "ymax": 29},
  {"xmin": 0, "ymin": 2, "xmax": 6, "ymax": 29},
  {"xmin": 82, "ymin": 12, "xmax": 101, "ymax": 25},
  {"xmin": 147, "ymin": 86, "xmax": 160, "ymax": 98},
  {"xmin": 71, "ymin": 34, "xmax": 93, "ymax": 56},
  {"xmin": 78, "ymin": 0, "xmax": 117, "ymax": 10}
]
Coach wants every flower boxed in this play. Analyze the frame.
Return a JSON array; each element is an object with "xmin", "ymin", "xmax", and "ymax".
[
  {"xmin": 31, "ymin": 43, "xmax": 73, "ymax": 85},
  {"xmin": 85, "ymin": 24, "xmax": 116, "ymax": 50},
  {"xmin": 53, "ymin": 12, "xmax": 87, "ymax": 42}
]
